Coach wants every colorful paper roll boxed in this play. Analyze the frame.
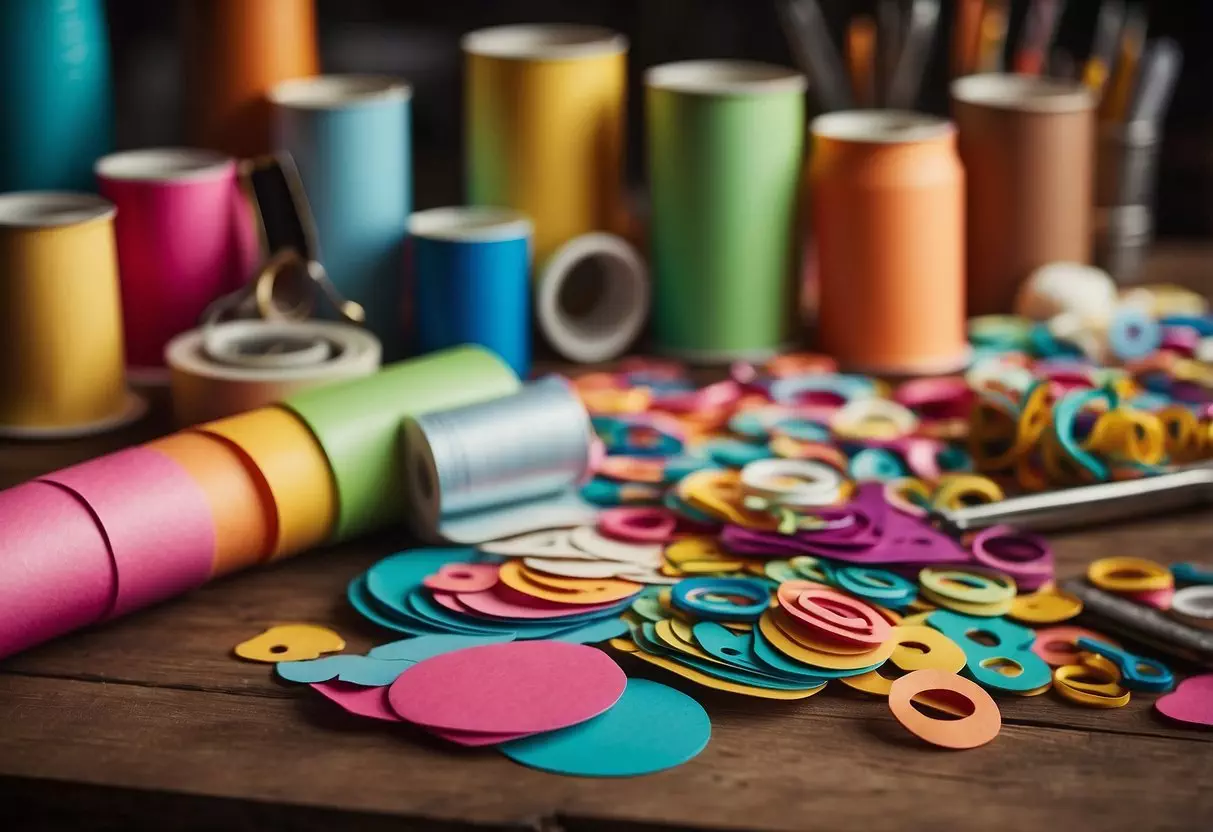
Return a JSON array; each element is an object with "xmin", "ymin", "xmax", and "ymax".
[
  {"xmin": 0, "ymin": 193, "xmax": 143, "ymax": 438},
  {"xmin": 145, "ymin": 432, "xmax": 276, "ymax": 577},
  {"xmin": 647, "ymin": 61, "xmax": 807, "ymax": 361},
  {"xmin": 536, "ymin": 233, "xmax": 650, "ymax": 364},
  {"xmin": 464, "ymin": 25, "xmax": 627, "ymax": 263},
  {"xmin": 0, "ymin": 482, "xmax": 115, "ymax": 658},
  {"xmin": 409, "ymin": 207, "xmax": 533, "ymax": 378},
  {"xmin": 39, "ymin": 447, "xmax": 215, "ymax": 618},
  {"xmin": 270, "ymin": 76, "xmax": 413, "ymax": 360},
  {"xmin": 96, "ymin": 148, "xmax": 259, "ymax": 381},
  {"xmin": 183, "ymin": 0, "xmax": 319, "ymax": 159},
  {"xmin": 811, "ymin": 112, "xmax": 968, "ymax": 373},
  {"xmin": 952, "ymin": 74, "xmax": 1096, "ymax": 315},
  {"xmin": 401, "ymin": 377, "xmax": 598, "ymax": 544},
  {"xmin": 166, "ymin": 320, "xmax": 382, "ymax": 426},
  {"xmin": 0, "ymin": 0, "xmax": 113, "ymax": 192},
  {"xmin": 283, "ymin": 345, "xmax": 521, "ymax": 542},
  {"xmin": 197, "ymin": 406, "xmax": 337, "ymax": 560}
]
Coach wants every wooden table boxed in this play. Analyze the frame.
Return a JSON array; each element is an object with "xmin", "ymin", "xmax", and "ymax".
[{"xmin": 3, "ymin": 246, "xmax": 1212, "ymax": 832}]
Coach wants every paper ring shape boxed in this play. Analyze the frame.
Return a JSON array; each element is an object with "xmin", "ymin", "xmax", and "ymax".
[
  {"xmin": 1087, "ymin": 557, "xmax": 1173, "ymax": 593},
  {"xmin": 888, "ymin": 669, "xmax": 1001, "ymax": 749},
  {"xmin": 739, "ymin": 458, "xmax": 844, "ymax": 508},
  {"xmin": 777, "ymin": 585, "xmax": 890, "ymax": 646},
  {"xmin": 671, "ymin": 577, "xmax": 771, "ymax": 623},
  {"xmin": 969, "ymin": 525, "xmax": 1053, "ymax": 591},
  {"xmin": 598, "ymin": 507, "xmax": 678, "ymax": 543}
]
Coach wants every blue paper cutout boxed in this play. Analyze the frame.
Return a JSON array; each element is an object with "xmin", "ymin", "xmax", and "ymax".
[
  {"xmin": 927, "ymin": 610, "xmax": 1052, "ymax": 693},
  {"xmin": 1075, "ymin": 637, "xmax": 1174, "ymax": 692},
  {"xmin": 276, "ymin": 654, "xmax": 412, "ymax": 686},
  {"xmin": 367, "ymin": 633, "xmax": 516, "ymax": 661}
]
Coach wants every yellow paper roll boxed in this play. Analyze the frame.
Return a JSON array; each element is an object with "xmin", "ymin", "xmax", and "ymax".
[
  {"xmin": 195, "ymin": 406, "xmax": 336, "ymax": 559},
  {"xmin": 464, "ymin": 24, "xmax": 627, "ymax": 263},
  {"xmin": 0, "ymin": 193, "xmax": 143, "ymax": 437}
]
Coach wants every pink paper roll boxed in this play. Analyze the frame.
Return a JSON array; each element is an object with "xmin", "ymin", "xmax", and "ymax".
[
  {"xmin": 0, "ymin": 482, "xmax": 116, "ymax": 659},
  {"xmin": 96, "ymin": 148, "xmax": 258, "ymax": 380},
  {"xmin": 39, "ymin": 446, "xmax": 216, "ymax": 618}
]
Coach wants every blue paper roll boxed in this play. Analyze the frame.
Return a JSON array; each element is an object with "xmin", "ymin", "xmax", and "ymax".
[
  {"xmin": 270, "ymin": 76, "xmax": 413, "ymax": 360},
  {"xmin": 408, "ymin": 207, "xmax": 533, "ymax": 378},
  {"xmin": 0, "ymin": 0, "xmax": 113, "ymax": 191}
]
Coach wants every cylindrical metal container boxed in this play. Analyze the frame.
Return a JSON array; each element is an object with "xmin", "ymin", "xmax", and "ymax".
[
  {"xmin": 1096, "ymin": 120, "xmax": 1161, "ymax": 207},
  {"xmin": 464, "ymin": 24, "xmax": 627, "ymax": 265},
  {"xmin": 811, "ymin": 111, "xmax": 968, "ymax": 374},
  {"xmin": 647, "ymin": 60, "xmax": 807, "ymax": 362},
  {"xmin": 1094, "ymin": 205, "xmax": 1153, "ymax": 284},
  {"xmin": 952, "ymin": 74, "xmax": 1096, "ymax": 316}
]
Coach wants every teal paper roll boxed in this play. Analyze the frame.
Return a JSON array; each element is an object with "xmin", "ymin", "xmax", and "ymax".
[{"xmin": 646, "ymin": 61, "xmax": 807, "ymax": 362}]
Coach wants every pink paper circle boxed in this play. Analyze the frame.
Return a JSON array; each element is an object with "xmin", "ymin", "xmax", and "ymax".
[
  {"xmin": 456, "ymin": 584, "xmax": 626, "ymax": 619},
  {"xmin": 0, "ymin": 482, "xmax": 116, "ymax": 659},
  {"xmin": 388, "ymin": 641, "xmax": 626, "ymax": 733},
  {"xmin": 423, "ymin": 562, "xmax": 499, "ymax": 593},
  {"xmin": 312, "ymin": 682, "xmax": 401, "ymax": 722},
  {"xmin": 970, "ymin": 525, "xmax": 1054, "ymax": 591},
  {"xmin": 598, "ymin": 507, "xmax": 678, "ymax": 543},
  {"xmin": 40, "ymin": 446, "xmax": 216, "ymax": 617}
]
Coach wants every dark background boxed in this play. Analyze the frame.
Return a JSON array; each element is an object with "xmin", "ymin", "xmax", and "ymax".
[{"xmin": 105, "ymin": 1, "xmax": 1212, "ymax": 236}]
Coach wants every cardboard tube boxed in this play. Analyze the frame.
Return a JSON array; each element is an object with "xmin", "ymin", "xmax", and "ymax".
[
  {"xmin": 0, "ymin": 192, "xmax": 144, "ymax": 438},
  {"xmin": 196, "ymin": 406, "xmax": 337, "ymax": 560},
  {"xmin": 146, "ymin": 432, "xmax": 276, "ymax": 576},
  {"xmin": 952, "ymin": 74, "xmax": 1096, "ymax": 315}
]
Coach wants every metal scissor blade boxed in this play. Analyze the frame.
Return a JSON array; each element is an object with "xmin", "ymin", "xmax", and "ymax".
[{"xmin": 939, "ymin": 465, "xmax": 1213, "ymax": 534}]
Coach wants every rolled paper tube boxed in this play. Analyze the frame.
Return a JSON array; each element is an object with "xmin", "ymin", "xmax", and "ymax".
[
  {"xmin": 96, "ymin": 148, "xmax": 259, "ymax": 381},
  {"xmin": 270, "ymin": 75, "xmax": 413, "ymax": 360},
  {"xmin": 536, "ymin": 233, "xmax": 650, "ymax": 363},
  {"xmin": 0, "ymin": 192, "xmax": 144, "ymax": 438},
  {"xmin": 183, "ymin": 0, "xmax": 319, "ymax": 158},
  {"xmin": 647, "ymin": 60, "xmax": 807, "ymax": 361},
  {"xmin": 0, "ymin": 482, "xmax": 116, "ymax": 659},
  {"xmin": 811, "ymin": 111, "xmax": 968, "ymax": 374},
  {"xmin": 38, "ymin": 447, "xmax": 215, "ymax": 618},
  {"xmin": 464, "ymin": 24, "xmax": 627, "ymax": 264},
  {"xmin": 145, "ymin": 431, "xmax": 276, "ymax": 576},
  {"xmin": 166, "ymin": 319, "xmax": 382, "ymax": 426},
  {"xmin": 195, "ymin": 406, "xmax": 336, "ymax": 560},
  {"xmin": 401, "ymin": 377, "xmax": 598, "ymax": 544},
  {"xmin": 283, "ymin": 345, "xmax": 521, "ymax": 541}
]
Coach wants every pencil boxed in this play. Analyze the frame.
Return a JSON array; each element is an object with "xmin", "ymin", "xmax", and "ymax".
[
  {"xmin": 975, "ymin": 0, "xmax": 1009, "ymax": 73},
  {"xmin": 953, "ymin": 0, "xmax": 986, "ymax": 77},
  {"xmin": 1100, "ymin": 5, "xmax": 1147, "ymax": 122},
  {"xmin": 1014, "ymin": 0, "xmax": 1065, "ymax": 76},
  {"xmin": 1083, "ymin": 0, "xmax": 1126, "ymax": 95},
  {"xmin": 888, "ymin": 0, "xmax": 942, "ymax": 110},
  {"xmin": 847, "ymin": 16, "xmax": 877, "ymax": 108}
]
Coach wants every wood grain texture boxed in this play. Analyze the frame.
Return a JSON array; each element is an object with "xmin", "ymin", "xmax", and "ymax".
[{"xmin": 1, "ymin": 244, "xmax": 1212, "ymax": 830}]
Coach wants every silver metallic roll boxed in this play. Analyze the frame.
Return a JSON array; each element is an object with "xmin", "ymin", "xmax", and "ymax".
[{"xmin": 400, "ymin": 376, "xmax": 599, "ymax": 544}]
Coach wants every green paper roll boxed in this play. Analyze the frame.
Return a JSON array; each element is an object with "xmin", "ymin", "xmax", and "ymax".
[
  {"xmin": 283, "ymin": 345, "xmax": 520, "ymax": 541},
  {"xmin": 646, "ymin": 61, "xmax": 807, "ymax": 362}
]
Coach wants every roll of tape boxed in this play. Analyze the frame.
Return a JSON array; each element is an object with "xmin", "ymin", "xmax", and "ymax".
[
  {"xmin": 0, "ymin": 482, "xmax": 115, "ymax": 659},
  {"xmin": 283, "ymin": 345, "xmax": 521, "ymax": 541},
  {"xmin": 166, "ymin": 319, "xmax": 381, "ymax": 426},
  {"xmin": 536, "ymin": 232, "xmax": 649, "ymax": 363},
  {"xmin": 38, "ymin": 447, "xmax": 215, "ymax": 618},
  {"xmin": 401, "ymin": 376, "xmax": 598, "ymax": 544},
  {"xmin": 196, "ymin": 406, "xmax": 337, "ymax": 560},
  {"xmin": 145, "ymin": 431, "xmax": 277, "ymax": 576}
]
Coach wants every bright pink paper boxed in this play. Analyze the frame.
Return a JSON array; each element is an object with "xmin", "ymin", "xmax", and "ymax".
[
  {"xmin": 99, "ymin": 164, "xmax": 257, "ymax": 372},
  {"xmin": 40, "ymin": 447, "xmax": 215, "ymax": 618},
  {"xmin": 426, "ymin": 727, "xmax": 538, "ymax": 746},
  {"xmin": 312, "ymin": 682, "xmax": 401, "ymax": 721},
  {"xmin": 423, "ymin": 563, "xmax": 499, "ymax": 593},
  {"xmin": 388, "ymin": 641, "xmax": 626, "ymax": 733},
  {"xmin": 1155, "ymin": 675, "xmax": 1213, "ymax": 727},
  {"xmin": 1127, "ymin": 587, "xmax": 1174, "ymax": 610},
  {"xmin": 0, "ymin": 483, "xmax": 116, "ymax": 659},
  {"xmin": 455, "ymin": 584, "xmax": 627, "ymax": 619}
]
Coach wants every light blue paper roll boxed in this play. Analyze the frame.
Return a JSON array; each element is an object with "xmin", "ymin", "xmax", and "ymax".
[
  {"xmin": 0, "ymin": 0, "xmax": 113, "ymax": 191},
  {"xmin": 408, "ymin": 206, "xmax": 533, "ymax": 377},
  {"xmin": 270, "ymin": 76, "xmax": 413, "ymax": 360}
]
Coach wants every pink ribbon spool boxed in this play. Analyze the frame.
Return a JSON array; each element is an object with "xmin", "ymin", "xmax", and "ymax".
[
  {"xmin": 39, "ymin": 446, "xmax": 216, "ymax": 618},
  {"xmin": 0, "ymin": 482, "xmax": 116, "ymax": 659},
  {"xmin": 969, "ymin": 525, "xmax": 1054, "ymax": 592}
]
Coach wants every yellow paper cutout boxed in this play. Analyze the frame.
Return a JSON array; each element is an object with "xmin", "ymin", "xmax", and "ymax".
[
  {"xmin": 919, "ymin": 586, "xmax": 1013, "ymax": 617},
  {"xmin": 499, "ymin": 560, "xmax": 641, "ymax": 604},
  {"xmin": 609, "ymin": 636, "xmax": 639, "ymax": 653},
  {"xmin": 1086, "ymin": 557, "xmax": 1172, "ymax": 594},
  {"xmin": 234, "ymin": 624, "xmax": 345, "ymax": 663},
  {"xmin": 759, "ymin": 611, "xmax": 896, "ymax": 670},
  {"xmin": 1009, "ymin": 586, "xmax": 1083, "ymax": 624},
  {"xmin": 628, "ymin": 650, "xmax": 827, "ymax": 699}
]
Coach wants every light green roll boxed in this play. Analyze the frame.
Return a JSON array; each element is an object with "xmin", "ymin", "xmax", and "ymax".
[
  {"xmin": 283, "ymin": 345, "xmax": 520, "ymax": 541},
  {"xmin": 646, "ymin": 61, "xmax": 807, "ymax": 362}
]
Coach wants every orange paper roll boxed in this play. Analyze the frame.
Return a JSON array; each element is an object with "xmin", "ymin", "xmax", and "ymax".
[
  {"xmin": 183, "ymin": 0, "xmax": 319, "ymax": 158},
  {"xmin": 195, "ymin": 406, "xmax": 336, "ymax": 560},
  {"xmin": 146, "ymin": 431, "xmax": 276, "ymax": 577},
  {"xmin": 811, "ymin": 112, "xmax": 967, "ymax": 374},
  {"xmin": 0, "ymin": 193, "xmax": 143, "ymax": 438},
  {"xmin": 464, "ymin": 25, "xmax": 627, "ymax": 263}
]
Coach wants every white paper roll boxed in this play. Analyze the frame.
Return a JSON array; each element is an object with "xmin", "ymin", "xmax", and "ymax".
[
  {"xmin": 536, "ymin": 232, "xmax": 649, "ymax": 363},
  {"xmin": 166, "ymin": 320, "xmax": 381, "ymax": 426}
]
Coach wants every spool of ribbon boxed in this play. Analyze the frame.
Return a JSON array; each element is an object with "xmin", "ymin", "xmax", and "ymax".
[
  {"xmin": 284, "ymin": 345, "xmax": 522, "ymax": 541},
  {"xmin": 401, "ymin": 376, "xmax": 599, "ymax": 544}
]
